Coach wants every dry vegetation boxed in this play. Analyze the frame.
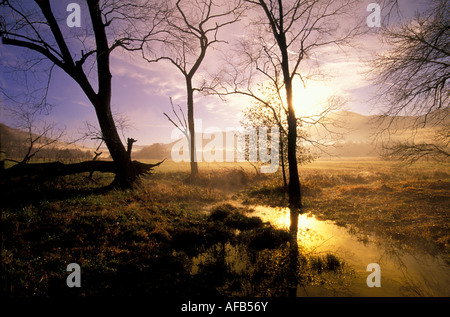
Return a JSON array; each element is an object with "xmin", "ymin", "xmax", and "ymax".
[
  {"xmin": 241, "ymin": 160, "xmax": 450, "ymax": 262},
  {"xmin": 1, "ymin": 159, "xmax": 449, "ymax": 296}
]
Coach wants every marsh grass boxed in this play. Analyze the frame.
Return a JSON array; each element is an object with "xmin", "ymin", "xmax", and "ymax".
[
  {"xmin": 1, "ymin": 160, "xmax": 448, "ymax": 296},
  {"xmin": 242, "ymin": 160, "xmax": 450, "ymax": 262},
  {"xmin": 1, "ymin": 169, "xmax": 301, "ymax": 296}
]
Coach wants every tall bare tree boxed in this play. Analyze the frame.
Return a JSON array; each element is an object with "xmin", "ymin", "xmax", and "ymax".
[
  {"xmin": 208, "ymin": 0, "xmax": 360, "ymax": 207},
  {"xmin": 0, "ymin": 0, "xmax": 163, "ymax": 187},
  {"xmin": 368, "ymin": 0, "xmax": 449, "ymax": 162},
  {"xmin": 141, "ymin": 0, "xmax": 243, "ymax": 181}
]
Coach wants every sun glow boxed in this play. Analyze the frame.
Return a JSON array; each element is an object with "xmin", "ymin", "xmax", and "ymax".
[{"xmin": 291, "ymin": 78, "xmax": 336, "ymax": 118}]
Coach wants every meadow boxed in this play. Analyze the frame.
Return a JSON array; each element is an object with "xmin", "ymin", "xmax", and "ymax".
[
  {"xmin": 1, "ymin": 158, "xmax": 449, "ymax": 296},
  {"xmin": 242, "ymin": 159, "xmax": 450, "ymax": 257}
]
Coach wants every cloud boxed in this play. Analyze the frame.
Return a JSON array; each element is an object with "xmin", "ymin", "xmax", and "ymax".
[{"xmin": 74, "ymin": 101, "xmax": 90, "ymax": 107}]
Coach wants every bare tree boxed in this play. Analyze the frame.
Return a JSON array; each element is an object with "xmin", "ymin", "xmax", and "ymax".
[
  {"xmin": 241, "ymin": 83, "xmax": 298, "ymax": 188},
  {"xmin": 382, "ymin": 131, "xmax": 449, "ymax": 163},
  {"xmin": 207, "ymin": 0, "xmax": 361, "ymax": 207},
  {"xmin": 141, "ymin": 0, "xmax": 243, "ymax": 181},
  {"xmin": 0, "ymin": 0, "xmax": 164, "ymax": 187},
  {"xmin": 7, "ymin": 103, "xmax": 65, "ymax": 164},
  {"xmin": 368, "ymin": 0, "xmax": 450, "ymax": 162}
]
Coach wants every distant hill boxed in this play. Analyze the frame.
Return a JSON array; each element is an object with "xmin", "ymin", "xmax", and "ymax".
[
  {"xmin": 132, "ymin": 109, "xmax": 449, "ymax": 160},
  {"xmin": 305, "ymin": 108, "xmax": 449, "ymax": 158},
  {"xmin": 4, "ymin": 108, "xmax": 445, "ymax": 163},
  {"xmin": 0, "ymin": 123, "xmax": 97, "ymax": 162}
]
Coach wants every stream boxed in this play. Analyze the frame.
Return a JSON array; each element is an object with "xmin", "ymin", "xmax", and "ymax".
[{"xmin": 251, "ymin": 205, "xmax": 450, "ymax": 297}]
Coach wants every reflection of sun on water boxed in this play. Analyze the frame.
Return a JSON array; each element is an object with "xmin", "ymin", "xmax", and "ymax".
[
  {"xmin": 254, "ymin": 206, "xmax": 325, "ymax": 250},
  {"xmin": 251, "ymin": 205, "xmax": 450, "ymax": 296},
  {"xmin": 274, "ymin": 208, "xmax": 315, "ymax": 230},
  {"xmin": 274, "ymin": 208, "xmax": 291, "ymax": 228},
  {"xmin": 296, "ymin": 213, "xmax": 325, "ymax": 249},
  {"xmin": 256, "ymin": 206, "xmax": 317, "ymax": 229}
]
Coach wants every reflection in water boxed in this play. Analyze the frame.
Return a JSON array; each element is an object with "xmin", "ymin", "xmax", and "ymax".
[
  {"xmin": 288, "ymin": 210, "xmax": 299, "ymax": 297},
  {"xmin": 253, "ymin": 205, "xmax": 450, "ymax": 297},
  {"xmin": 188, "ymin": 205, "xmax": 355, "ymax": 296},
  {"xmin": 187, "ymin": 204, "xmax": 450, "ymax": 296}
]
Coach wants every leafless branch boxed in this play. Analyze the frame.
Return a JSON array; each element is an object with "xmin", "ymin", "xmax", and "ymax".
[
  {"xmin": 163, "ymin": 97, "xmax": 189, "ymax": 140},
  {"xmin": 367, "ymin": 0, "xmax": 449, "ymax": 162}
]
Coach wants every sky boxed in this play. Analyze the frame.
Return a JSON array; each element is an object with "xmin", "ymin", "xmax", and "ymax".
[{"xmin": 0, "ymin": 0, "xmax": 431, "ymax": 148}]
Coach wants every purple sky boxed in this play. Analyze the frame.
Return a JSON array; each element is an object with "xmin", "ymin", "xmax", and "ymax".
[{"xmin": 0, "ymin": 0, "xmax": 430, "ymax": 148}]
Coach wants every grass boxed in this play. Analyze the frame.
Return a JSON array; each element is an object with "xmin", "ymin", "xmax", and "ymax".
[
  {"xmin": 308, "ymin": 162, "xmax": 450, "ymax": 259},
  {"xmin": 1, "ymin": 168, "xmax": 297, "ymax": 296},
  {"xmin": 242, "ymin": 159, "xmax": 450, "ymax": 262},
  {"xmin": 1, "ymin": 159, "xmax": 448, "ymax": 296}
]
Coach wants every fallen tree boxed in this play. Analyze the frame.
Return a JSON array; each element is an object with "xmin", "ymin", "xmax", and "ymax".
[
  {"xmin": 0, "ymin": 159, "xmax": 164, "ymax": 182},
  {"xmin": 0, "ymin": 127, "xmax": 164, "ymax": 185}
]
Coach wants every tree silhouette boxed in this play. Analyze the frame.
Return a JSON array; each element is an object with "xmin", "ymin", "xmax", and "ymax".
[
  {"xmin": 208, "ymin": 0, "xmax": 360, "ymax": 207},
  {"xmin": 141, "ymin": 0, "xmax": 243, "ymax": 181},
  {"xmin": 6, "ymin": 103, "xmax": 65, "ymax": 164},
  {"xmin": 0, "ymin": 0, "xmax": 164, "ymax": 187}
]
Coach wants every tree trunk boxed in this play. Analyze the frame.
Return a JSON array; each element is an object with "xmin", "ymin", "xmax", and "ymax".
[
  {"xmin": 285, "ymin": 78, "xmax": 302, "ymax": 207},
  {"xmin": 275, "ymin": 20, "xmax": 302, "ymax": 207},
  {"xmin": 86, "ymin": 0, "xmax": 137, "ymax": 188},
  {"xmin": 186, "ymin": 76, "xmax": 199, "ymax": 181},
  {"xmin": 93, "ymin": 102, "xmax": 137, "ymax": 188},
  {"xmin": 0, "ymin": 130, "xmax": 4, "ymax": 170},
  {"xmin": 127, "ymin": 138, "xmax": 137, "ymax": 158},
  {"xmin": 1, "ymin": 159, "xmax": 163, "ymax": 180},
  {"xmin": 279, "ymin": 126, "xmax": 288, "ymax": 191}
]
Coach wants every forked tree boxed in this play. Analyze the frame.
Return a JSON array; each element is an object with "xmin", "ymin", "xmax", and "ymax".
[
  {"xmin": 141, "ymin": 0, "xmax": 243, "ymax": 181},
  {"xmin": 0, "ymin": 0, "xmax": 165, "ymax": 187}
]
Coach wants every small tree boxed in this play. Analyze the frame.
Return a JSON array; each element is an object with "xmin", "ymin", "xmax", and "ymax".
[
  {"xmin": 241, "ymin": 83, "xmax": 344, "ymax": 188},
  {"xmin": 7, "ymin": 103, "xmax": 64, "ymax": 164}
]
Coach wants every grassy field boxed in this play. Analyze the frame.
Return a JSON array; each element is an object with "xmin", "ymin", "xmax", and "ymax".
[
  {"xmin": 241, "ymin": 159, "xmax": 450, "ymax": 260},
  {"xmin": 1, "ymin": 158, "xmax": 449, "ymax": 296}
]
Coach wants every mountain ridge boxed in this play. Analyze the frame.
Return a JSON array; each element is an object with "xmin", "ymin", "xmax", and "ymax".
[{"xmin": 2, "ymin": 108, "xmax": 448, "ymax": 161}]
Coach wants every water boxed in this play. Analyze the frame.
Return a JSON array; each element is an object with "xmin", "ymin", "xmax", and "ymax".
[{"xmin": 252, "ymin": 205, "xmax": 450, "ymax": 297}]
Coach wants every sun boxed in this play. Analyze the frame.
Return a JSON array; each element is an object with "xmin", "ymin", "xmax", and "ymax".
[{"xmin": 291, "ymin": 78, "xmax": 335, "ymax": 118}]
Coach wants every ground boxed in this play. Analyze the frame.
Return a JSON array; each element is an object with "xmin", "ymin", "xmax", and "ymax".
[
  {"xmin": 1, "ymin": 159, "xmax": 449, "ymax": 296},
  {"xmin": 240, "ymin": 159, "xmax": 450, "ymax": 261}
]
